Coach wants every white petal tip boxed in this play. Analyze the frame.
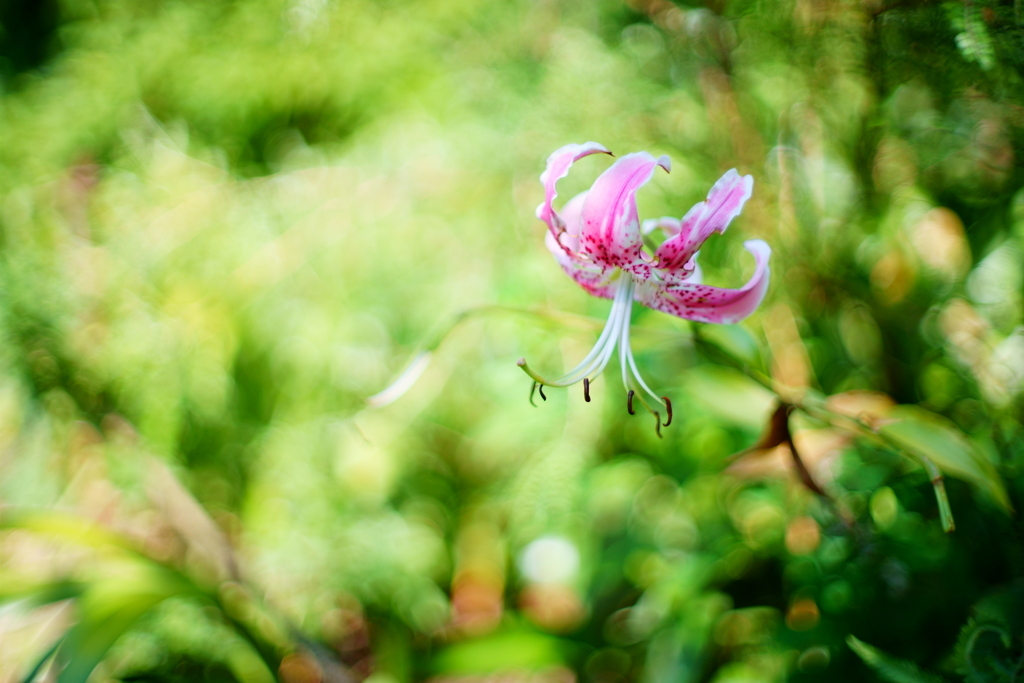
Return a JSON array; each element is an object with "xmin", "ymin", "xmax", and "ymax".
[
  {"xmin": 744, "ymin": 238, "xmax": 772, "ymax": 256},
  {"xmin": 657, "ymin": 155, "xmax": 672, "ymax": 172}
]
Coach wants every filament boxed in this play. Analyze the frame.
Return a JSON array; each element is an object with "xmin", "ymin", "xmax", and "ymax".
[
  {"xmin": 518, "ymin": 277, "xmax": 632, "ymax": 387},
  {"xmin": 518, "ymin": 274, "xmax": 673, "ymax": 433}
]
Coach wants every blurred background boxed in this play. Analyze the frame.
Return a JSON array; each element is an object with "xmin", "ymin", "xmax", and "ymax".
[{"xmin": 1, "ymin": 0, "xmax": 1024, "ymax": 681}]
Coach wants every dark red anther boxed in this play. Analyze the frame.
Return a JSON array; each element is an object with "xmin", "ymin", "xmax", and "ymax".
[
  {"xmin": 583, "ymin": 378, "xmax": 591, "ymax": 402},
  {"xmin": 538, "ymin": 385, "xmax": 547, "ymax": 401},
  {"xmin": 662, "ymin": 397, "xmax": 672, "ymax": 426},
  {"xmin": 627, "ymin": 390, "xmax": 635, "ymax": 415}
]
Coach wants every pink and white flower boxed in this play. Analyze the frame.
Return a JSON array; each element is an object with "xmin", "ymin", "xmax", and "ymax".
[{"xmin": 518, "ymin": 142, "xmax": 771, "ymax": 431}]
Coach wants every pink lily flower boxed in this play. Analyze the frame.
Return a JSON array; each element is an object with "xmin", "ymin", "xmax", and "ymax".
[{"xmin": 518, "ymin": 142, "xmax": 771, "ymax": 432}]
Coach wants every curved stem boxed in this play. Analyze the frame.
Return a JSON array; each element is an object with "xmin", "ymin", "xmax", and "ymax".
[
  {"xmin": 708, "ymin": 336, "xmax": 958, "ymax": 532},
  {"xmin": 965, "ymin": 625, "xmax": 1012, "ymax": 682}
]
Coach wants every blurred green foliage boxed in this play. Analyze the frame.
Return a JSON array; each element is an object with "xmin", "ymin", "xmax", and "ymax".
[{"xmin": 1, "ymin": 0, "xmax": 1024, "ymax": 682}]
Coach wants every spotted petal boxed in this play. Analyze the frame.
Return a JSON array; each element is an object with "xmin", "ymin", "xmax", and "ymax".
[
  {"xmin": 637, "ymin": 240, "xmax": 771, "ymax": 323},
  {"xmin": 655, "ymin": 169, "xmax": 753, "ymax": 272},
  {"xmin": 580, "ymin": 152, "xmax": 671, "ymax": 271},
  {"xmin": 545, "ymin": 229, "xmax": 615, "ymax": 299},
  {"xmin": 536, "ymin": 142, "xmax": 611, "ymax": 248}
]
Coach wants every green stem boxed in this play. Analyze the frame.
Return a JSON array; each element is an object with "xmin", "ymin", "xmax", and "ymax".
[
  {"xmin": 919, "ymin": 456, "xmax": 956, "ymax": 533},
  {"xmin": 20, "ymin": 637, "xmax": 62, "ymax": 683},
  {"xmin": 966, "ymin": 626, "xmax": 1012, "ymax": 682},
  {"xmin": 732, "ymin": 364, "xmax": 957, "ymax": 533}
]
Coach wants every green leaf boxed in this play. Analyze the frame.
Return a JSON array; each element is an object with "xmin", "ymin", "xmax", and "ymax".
[
  {"xmin": 0, "ymin": 576, "xmax": 85, "ymax": 606},
  {"xmin": 695, "ymin": 324, "xmax": 764, "ymax": 372},
  {"xmin": 0, "ymin": 511, "xmax": 139, "ymax": 553},
  {"xmin": 950, "ymin": 619, "xmax": 1019, "ymax": 683},
  {"xmin": 432, "ymin": 629, "xmax": 567, "ymax": 675},
  {"xmin": 878, "ymin": 406, "xmax": 1011, "ymax": 512},
  {"xmin": 55, "ymin": 564, "xmax": 196, "ymax": 683},
  {"xmin": 20, "ymin": 638, "xmax": 62, "ymax": 683},
  {"xmin": 682, "ymin": 365, "xmax": 776, "ymax": 430},
  {"xmin": 847, "ymin": 635, "xmax": 948, "ymax": 683},
  {"xmin": 56, "ymin": 599, "xmax": 166, "ymax": 683},
  {"xmin": 947, "ymin": 1, "xmax": 995, "ymax": 70}
]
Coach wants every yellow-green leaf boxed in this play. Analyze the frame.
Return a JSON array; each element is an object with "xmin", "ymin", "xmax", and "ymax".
[{"xmin": 879, "ymin": 406, "xmax": 1010, "ymax": 512}]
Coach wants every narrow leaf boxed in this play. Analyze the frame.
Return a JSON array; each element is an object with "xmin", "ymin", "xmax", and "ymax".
[{"xmin": 847, "ymin": 635, "xmax": 948, "ymax": 683}]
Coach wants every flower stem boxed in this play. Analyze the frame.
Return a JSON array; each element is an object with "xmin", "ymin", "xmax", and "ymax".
[{"xmin": 732, "ymin": 365, "xmax": 956, "ymax": 533}]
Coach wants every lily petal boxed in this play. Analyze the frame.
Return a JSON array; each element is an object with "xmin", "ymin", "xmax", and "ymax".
[
  {"xmin": 545, "ymin": 229, "xmax": 616, "ymax": 299},
  {"xmin": 655, "ymin": 169, "xmax": 753, "ymax": 272},
  {"xmin": 637, "ymin": 240, "xmax": 771, "ymax": 324},
  {"xmin": 555, "ymin": 191, "xmax": 588, "ymax": 252},
  {"xmin": 536, "ymin": 142, "xmax": 611, "ymax": 247},
  {"xmin": 580, "ymin": 152, "xmax": 671, "ymax": 270}
]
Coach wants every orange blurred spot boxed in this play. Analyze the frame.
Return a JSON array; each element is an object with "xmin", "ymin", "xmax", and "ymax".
[
  {"xmin": 871, "ymin": 251, "xmax": 915, "ymax": 304},
  {"xmin": 786, "ymin": 598, "xmax": 820, "ymax": 631},
  {"xmin": 785, "ymin": 516, "xmax": 821, "ymax": 556},
  {"xmin": 910, "ymin": 208, "xmax": 970, "ymax": 278},
  {"xmin": 451, "ymin": 572, "xmax": 503, "ymax": 635},
  {"xmin": 764, "ymin": 304, "xmax": 813, "ymax": 393},
  {"xmin": 519, "ymin": 583, "xmax": 585, "ymax": 632},
  {"xmin": 727, "ymin": 429, "xmax": 847, "ymax": 487},
  {"xmin": 824, "ymin": 390, "xmax": 896, "ymax": 424},
  {"xmin": 279, "ymin": 653, "xmax": 322, "ymax": 683}
]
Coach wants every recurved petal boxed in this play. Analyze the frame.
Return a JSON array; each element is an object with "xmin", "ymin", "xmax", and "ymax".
[
  {"xmin": 545, "ymin": 230, "xmax": 616, "ymax": 299},
  {"xmin": 536, "ymin": 142, "xmax": 611, "ymax": 244},
  {"xmin": 556, "ymin": 191, "xmax": 588, "ymax": 253},
  {"xmin": 638, "ymin": 240, "xmax": 771, "ymax": 323},
  {"xmin": 580, "ymin": 152, "xmax": 671, "ymax": 270},
  {"xmin": 655, "ymin": 169, "xmax": 753, "ymax": 272}
]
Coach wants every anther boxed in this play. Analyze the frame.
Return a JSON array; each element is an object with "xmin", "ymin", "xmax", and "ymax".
[
  {"xmin": 529, "ymin": 382, "xmax": 538, "ymax": 407},
  {"xmin": 583, "ymin": 378, "xmax": 591, "ymax": 403},
  {"xmin": 538, "ymin": 385, "xmax": 547, "ymax": 401},
  {"xmin": 653, "ymin": 412, "xmax": 662, "ymax": 438},
  {"xmin": 662, "ymin": 397, "xmax": 673, "ymax": 427},
  {"xmin": 627, "ymin": 390, "xmax": 635, "ymax": 415}
]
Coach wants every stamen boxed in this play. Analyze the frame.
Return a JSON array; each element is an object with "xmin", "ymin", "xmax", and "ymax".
[
  {"xmin": 617, "ymin": 295, "xmax": 672, "ymax": 433},
  {"xmin": 516, "ymin": 275, "xmax": 670, "ymax": 428},
  {"xmin": 529, "ymin": 382, "xmax": 538, "ymax": 407},
  {"xmin": 623, "ymin": 328, "xmax": 662, "ymax": 406},
  {"xmin": 627, "ymin": 387, "xmax": 666, "ymax": 438},
  {"xmin": 516, "ymin": 277, "xmax": 632, "ymax": 389}
]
